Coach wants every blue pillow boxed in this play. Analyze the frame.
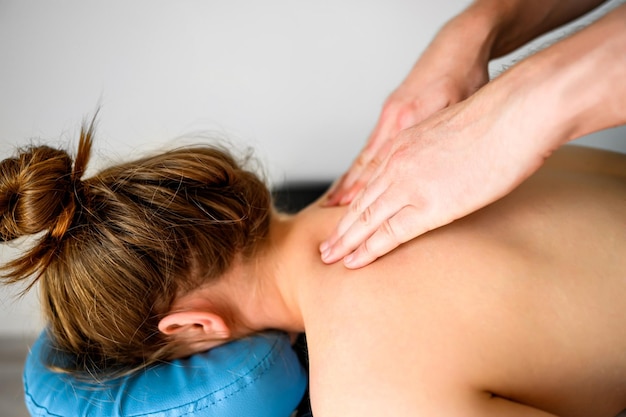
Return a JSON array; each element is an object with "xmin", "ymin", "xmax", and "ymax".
[{"xmin": 23, "ymin": 330, "xmax": 307, "ymax": 417}]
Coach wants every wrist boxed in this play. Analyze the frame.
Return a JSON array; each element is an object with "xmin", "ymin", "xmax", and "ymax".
[
  {"xmin": 484, "ymin": 4, "xmax": 626, "ymax": 150},
  {"xmin": 532, "ymin": 5, "xmax": 626, "ymax": 143},
  {"xmin": 404, "ymin": 8, "xmax": 497, "ymax": 93}
]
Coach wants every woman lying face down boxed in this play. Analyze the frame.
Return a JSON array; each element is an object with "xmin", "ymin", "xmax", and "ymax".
[
  {"xmin": 2, "ymin": 121, "xmax": 626, "ymax": 417},
  {"xmin": 0, "ymin": 122, "xmax": 274, "ymax": 371}
]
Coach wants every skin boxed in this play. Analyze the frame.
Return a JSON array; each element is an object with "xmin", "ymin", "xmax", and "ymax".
[
  {"xmin": 326, "ymin": 0, "xmax": 610, "ymax": 206},
  {"xmin": 166, "ymin": 145, "xmax": 626, "ymax": 416},
  {"xmin": 322, "ymin": 0, "xmax": 626, "ymax": 269}
]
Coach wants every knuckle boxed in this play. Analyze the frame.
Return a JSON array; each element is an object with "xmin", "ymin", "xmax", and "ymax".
[
  {"xmin": 349, "ymin": 198, "xmax": 362, "ymax": 216},
  {"xmin": 360, "ymin": 239, "xmax": 373, "ymax": 258},
  {"xmin": 386, "ymin": 149, "xmax": 411, "ymax": 171},
  {"xmin": 358, "ymin": 205, "xmax": 374, "ymax": 226},
  {"xmin": 369, "ymin": 154, "xmax": 384, "ymax": 171},
  {"xmin": 381, "ymin": 99, "xmax": 399, "ymax": 117},
  {"xmin": 397, "ymin": 205, "xmax": 430, "ymax": 241},
  {"xmin": 380, "ymin": 219, "xmax": 400, "ymax": 245},
  {"xmin": 406, "ymin": 191, "xmax": 430, "ymax": 212},
  {"xmin": 353, "ymin": 152, "xmax": 371, "ymax": 170}
]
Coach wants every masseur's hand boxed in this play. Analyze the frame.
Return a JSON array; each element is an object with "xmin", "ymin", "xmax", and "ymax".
[
  {"xmin": 326, "ymin": 0, "xmax": 614, "ymax": 208},
  {"xmin": 324, "ymin": 14, "xmax": 492, "ymax": 206},
  {"xmin": 320, "ymin": 82, "xmax": 552, "ymax": 268},
  {"xmin": 321, "ymin": 0, "xmax": 624, "ymax": 268}
]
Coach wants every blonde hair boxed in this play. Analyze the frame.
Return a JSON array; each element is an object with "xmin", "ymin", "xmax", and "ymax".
[{"xmin": 0, "ymin": 120, "xmax": 272, "ymax": 375}]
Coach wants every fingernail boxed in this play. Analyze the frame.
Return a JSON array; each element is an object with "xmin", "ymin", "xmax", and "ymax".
[
  {"xmin": 319, "ymin": 241, "xmax": 329, "ymax": 253},
  {"xmin": 344, "ymin": 253, "xmax": 355, "ymax": 267},
  {"xmin": 321, "ymin": 248, "xmax": 332, "ymax": 261},
  {"xmin": 339, "ymin": 194, "xmax": 351, "ymax": 206}
]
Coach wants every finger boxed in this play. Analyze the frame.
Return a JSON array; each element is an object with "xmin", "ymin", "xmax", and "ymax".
[
  {"xmin": 326, "ymin": 111, "xmax": 398, "ymax": 206},
  {"xmin": 323, "ymin": 172, "xmax": 348, "ymax": 206},
  {"xmin": 324, "ymin": 148, "xmax": 373, "ymax": 206},
  {"xmin": 321, "ymin": 183, "xmax": 382, "ymax": 259},
  {"xmin": 336, "ymin": 157, "xmax": 382, "ymax": 207},
  {"xmin": 338, "ymin": 138, "xmax": 394, "ymax": 206},
  {"xmin": 322, "ymin": 147, "xmax": 395, "ymax": 253},
  {"xmin": 342, "ymin": 204, "xmax": 423, "ymax": 269},
  {"xmin": 320, "ymin": 179, "xmax": 400, "ymax": 264},
  {"xmin": 365, "ymin": 107, "xmax": 399, "ymax": 156}
]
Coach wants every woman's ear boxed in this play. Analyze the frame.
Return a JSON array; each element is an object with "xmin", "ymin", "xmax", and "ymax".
[{"xmin": 158, "ymin": 311, "xmax": 231, "ymax": 340}]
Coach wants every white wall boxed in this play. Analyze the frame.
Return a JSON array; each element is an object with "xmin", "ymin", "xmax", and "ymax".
[{"xmin": 1, "ymin": 0, "xmax": 625, "ymax": 336}]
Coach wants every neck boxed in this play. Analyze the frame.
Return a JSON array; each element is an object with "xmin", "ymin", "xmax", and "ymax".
[{"xmin": 235, "ymin": 203, "xmax": 345, "ymax": 334}]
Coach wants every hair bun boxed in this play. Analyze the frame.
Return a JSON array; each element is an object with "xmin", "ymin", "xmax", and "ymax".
[{"xmin": 0, "ymin": 145, "xmax": 75, "ymax": 241}]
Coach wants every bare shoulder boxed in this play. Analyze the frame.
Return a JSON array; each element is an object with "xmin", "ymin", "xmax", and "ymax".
[
  {"xmin": 299, "ymin": 144, "xmax": 626, "ymax": 416},
  {"xmin": 302, "ymin": 144, "xmax": 626, "ymax": 416}
]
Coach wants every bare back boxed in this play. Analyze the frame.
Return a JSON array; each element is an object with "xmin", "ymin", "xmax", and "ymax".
[{"xmin": 294, "ymin": 146, "xmax": 626, "ymax": 417}]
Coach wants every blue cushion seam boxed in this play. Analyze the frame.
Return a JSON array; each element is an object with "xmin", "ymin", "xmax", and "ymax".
[
  {"xmin": 24, "ymin": 335, "xmax": 297, "ymax": 417},
  {"xmin": 24, "ymin": 389, "xmax": 67, "ymax": 417},
  {"xmin": 128, "ymin": 335, "xmax": 286, "ymax": 417}
]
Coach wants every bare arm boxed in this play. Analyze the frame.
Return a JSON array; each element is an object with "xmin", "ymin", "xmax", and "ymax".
[
  {"xmin": 322, "ymin": 2, "xmax": 626, "ymax": 268},
  {"xmin": 325, "ymin": 0, "xmax": 610, "ymax": 206},
  {"xmin": 498, "ymin": 2, "xmax": 626, "ymax": 145},
  {"xmin": 467, "ymin": 0, "xmax": 610, "ymax": 58}
]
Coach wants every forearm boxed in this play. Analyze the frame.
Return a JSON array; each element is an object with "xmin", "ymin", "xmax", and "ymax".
[
  {"xmin": 463, "ymin": 0, "xmax": 610, "ymax": 58},
  {"xmin": 549, "ymin": 3, "xmax": 626, "ymax": 142},
  {"xmin": 486, "ymin": 3, "xmax": 626, "ymax": 149},
  {"xmin": 411, "ymin": 0, "xmax": 610, "ymax": 90}
]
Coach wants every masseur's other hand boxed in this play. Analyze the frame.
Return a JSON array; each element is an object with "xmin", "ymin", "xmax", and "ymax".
[
  {"xmin": 320, "ymin": 0, "xmax": 623, "ymax": 268},
  {"xmin": 324, "ymin": 16, "xmax": 491, "ymax": 206},
  {"xmin": 320, "ymin": 84, "xmax": 553, "ymax": 268}
]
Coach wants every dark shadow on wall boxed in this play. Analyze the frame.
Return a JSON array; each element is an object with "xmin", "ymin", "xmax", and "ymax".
[{"xmin": 272, "ymin": 181, "xmax": 332, "ymax": 214}]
